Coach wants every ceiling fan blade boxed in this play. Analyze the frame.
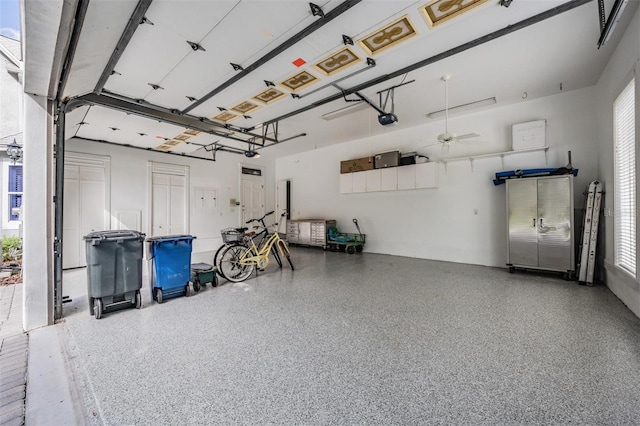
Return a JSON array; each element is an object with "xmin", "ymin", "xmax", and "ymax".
[
  {"xmin": 455, "ymin": 133, "xmax": 481, "ymax": 140},
  {"xmin": 415, "ymin": 142, "xmax": 442, "ymax": 150},
  {"xmin": 441, "ymin": 142, "xmax": 450, "ymax": 158},
  {"xmin": 426, "ymin": 142, "xmax": 443, "ymax": 149}
]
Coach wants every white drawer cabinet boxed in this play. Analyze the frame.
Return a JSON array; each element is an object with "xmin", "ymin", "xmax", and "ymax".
[{"xmin": 287, "ymin": 219, "xmax": 336, "ymax": 248}]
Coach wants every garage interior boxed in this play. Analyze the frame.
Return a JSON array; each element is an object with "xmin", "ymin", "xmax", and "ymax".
[{"xmin": 13, "ymin": 0, "xmax": 640, "ymax": 423}]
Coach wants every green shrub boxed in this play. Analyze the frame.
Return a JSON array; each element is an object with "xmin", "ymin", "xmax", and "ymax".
[{"xmin": 2, "ymin": 236, "xmax": 22, "ymax": 262}]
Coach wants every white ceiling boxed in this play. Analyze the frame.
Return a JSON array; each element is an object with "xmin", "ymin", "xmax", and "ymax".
[{"xmin": 50, "ymin": 0, "xmax": 637, "ymax": 160}]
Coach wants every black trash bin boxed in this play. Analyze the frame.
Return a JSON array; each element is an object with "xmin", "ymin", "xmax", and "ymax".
[{"xmin": 84, "ymin": 230, "xmax": 146, "ymax": 319}]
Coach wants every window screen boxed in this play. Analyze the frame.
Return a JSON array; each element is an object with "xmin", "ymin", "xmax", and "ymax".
[{"xmin": 613, "ymin": 78, "xmax": 636, "ymax": 276}]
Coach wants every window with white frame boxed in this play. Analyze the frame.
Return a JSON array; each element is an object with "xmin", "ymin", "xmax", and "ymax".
[
  {"xmin": 613, "ymin": 77, "xmax": 636, "ymax": 277},
  {"xmin": 8, "ymin": 164, "xmax": 22, "ymax": 221}
]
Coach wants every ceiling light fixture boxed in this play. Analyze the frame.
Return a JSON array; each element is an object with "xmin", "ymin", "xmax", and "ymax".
[
  {"xmin": 309, "ymin": 2, "xmax": 324, "ymax": 17},
  {"xmin": 244, "ymin": 150, "xmax": 261, "ymax": 158},
  {"xmin": 186, "ymin": 41, "xmax": 206, "ymax": 52},
  {"xmin": 426, "ymin": 97, "xmax": 496, "ymax": 119}
]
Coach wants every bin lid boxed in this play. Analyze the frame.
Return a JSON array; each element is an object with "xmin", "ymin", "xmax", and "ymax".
[
  {"xmin": 145, "ymin": 235, "xmax": 196, "ymax": 243},
  {"xmin": 191, "ymin": 262, "xmax": 213, "ymax": 272},
  {"xmin": 83, "ymin": 230, "xmax": 146, "ymax": 242}
]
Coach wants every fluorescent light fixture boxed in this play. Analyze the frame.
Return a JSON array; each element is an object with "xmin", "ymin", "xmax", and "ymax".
[
  {"xmin": 321, "ymin": 102, "xmax": 369, "ymax": 121},
  {"xmin": 426, "ymin": 97, "xmax": 496, "ymax": 119}
]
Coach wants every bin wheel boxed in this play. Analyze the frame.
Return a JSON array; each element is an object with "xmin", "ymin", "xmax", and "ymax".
[
  {"xmin": 356, "ymin": 245, "xmax": 363, "ymax": 253},
  {"xmin": 508, "ymin": 266, "xmax": 515, "ymax": 274},
  {"xmin": 156, "ymin": 288, "xmax": 163, "ymax": 304},
  {"xmin": 346, "ymin": 246, "xmax": 356, "ymax": 254},
  {"xmin": 330, "ymin": 245, "xmax": 337, "ymax": 252},
  {"xmin": 135, "ymin": 290, "xmax": 142, "ymax": 309},
  {"xmin": 94, "ymin": 298, "xmax": 103, "ymax": 319},
  {"xmin": 184, "ymin": 284, "xmax": 191, "ymax": 297},
  {"xmin": 212, "ymin": 276, "xmax": 219, "ymax": 287},
  {"xmin": 193, "ymin": 280, "xmax": 201, "ymax": 293}
]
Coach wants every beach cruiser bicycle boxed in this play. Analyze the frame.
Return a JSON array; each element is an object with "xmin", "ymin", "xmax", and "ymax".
[
  {"xmin": 214, "ymin": 211, "xmax": 283, "ymax": 279},
  {"xmin": 217, "ymin": 211, "xmax": 294, "ymax": 282}
]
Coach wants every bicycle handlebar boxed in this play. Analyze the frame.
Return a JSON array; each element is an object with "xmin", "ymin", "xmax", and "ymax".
[
  {"xmin": 245, "ymin": 210, "xmax": 288, "ymax": 234},
  {"xmin": 246, "ymin": 210, "xmax": 274, "ymax": 225}
]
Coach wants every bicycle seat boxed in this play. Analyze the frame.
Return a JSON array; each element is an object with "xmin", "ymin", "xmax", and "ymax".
[{"xmin": 235, "ymin": 227, "xmax": 248, "ymax": 232}]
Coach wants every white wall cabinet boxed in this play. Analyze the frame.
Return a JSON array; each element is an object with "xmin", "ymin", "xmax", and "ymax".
[
  {"xmin": 366, "ymin": 169, "xmax": 381, "ymax": 192},
  {"xmin": 397, "ymin": 165, "xmax": 416, "ymax": 190},
  {"xmin": 340, "ymin": 162, "xmax": 437, "ymax": 194},
  {"xmin": 380, "ymin": 168, "xmax": 398, "ymax": 191}
]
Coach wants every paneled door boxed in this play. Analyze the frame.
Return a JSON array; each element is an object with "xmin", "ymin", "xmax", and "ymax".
[
  {"xmin": 241, "ymin": 176, "xmax": 264, "ymax": 225},
  {"xmin": 151, "ymin": 172, "xmax": 187, "ymax": 236},
  {"xmin": 148, "ymin": 162, "xmax": 189, "ymax": 237},
  {"xmin": 63, "ymin": 153, "xmax": 110, "ymax": 269}
]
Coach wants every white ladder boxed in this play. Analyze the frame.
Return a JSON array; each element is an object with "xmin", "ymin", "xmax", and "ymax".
[{"xmin": 578, "ymin": 180, "xmax": 603, "ymax": 286}]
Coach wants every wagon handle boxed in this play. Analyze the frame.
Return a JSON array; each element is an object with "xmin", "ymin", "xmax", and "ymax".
[{"xmin": 352, "ymin": 218, "xmax": 363, "ymax": 238}]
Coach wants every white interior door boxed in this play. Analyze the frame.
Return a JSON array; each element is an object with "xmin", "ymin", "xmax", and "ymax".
[
  {"xmin": 241, "ymin": 177, "xmax": 264, "ymax": 225},
  {"xmin": 63, "ymin": 166, "xmax": 82, "ymax": 268},
  {"xmin": 63, "ymin": 153, "xmax": 110, "ymax": 269},
  {"xmin": 152, "ymin": 172, "xmax": 187, "ymax": 236}
]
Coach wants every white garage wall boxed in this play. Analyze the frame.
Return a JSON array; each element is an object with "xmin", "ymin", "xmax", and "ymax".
[
  {"xmin": 594, "ymin": 7, "xmax": 640, "ymax": 316},
  {"xmin": 276, "ymin": 87, "xmax": 598, "ymax": 267},
  {"xmin": 65, "ymin": 137, "xmax": 275, "ymax": 263}
]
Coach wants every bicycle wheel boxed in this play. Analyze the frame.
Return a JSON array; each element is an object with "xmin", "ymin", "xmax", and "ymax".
[
  {"xmin": 214, "ymin": 242, "xmax": 246, "ymax": 279},
  {"xmin": 218, "ymin": 245, "xmax": 254, "ymax": 283},
  {"xmin": 278, "ymin": 240, "xmax": 294, "ymax": 270}
]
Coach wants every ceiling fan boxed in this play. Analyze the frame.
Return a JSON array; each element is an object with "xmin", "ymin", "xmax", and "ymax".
[{"xmin": 435, "ymin": 74, "xmax": 481, "ymax": 146}]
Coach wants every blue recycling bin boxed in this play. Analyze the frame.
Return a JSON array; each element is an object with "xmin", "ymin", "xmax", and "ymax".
[{"xmin": 146, "ymin": 235, "xmax": 196, "ymax": 303}]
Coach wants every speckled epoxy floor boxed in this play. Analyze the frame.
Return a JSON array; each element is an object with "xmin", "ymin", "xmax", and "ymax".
[{"xmin": 59, "ymin": 248, "xmax": 640, "ymax": 425}]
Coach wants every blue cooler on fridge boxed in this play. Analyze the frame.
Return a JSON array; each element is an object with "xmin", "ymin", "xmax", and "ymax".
[{"xmin": 146, "ymin": 235, "xmax": 195, "ymax": 303}]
